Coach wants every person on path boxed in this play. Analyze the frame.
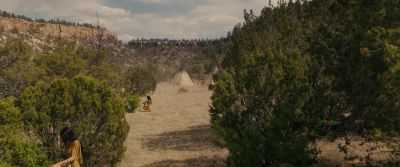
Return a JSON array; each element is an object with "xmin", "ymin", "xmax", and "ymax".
[
  {"xmin": 143, "ymin": 96, "xmax": 152, "ymax": 112},
  {"xmin": 52, "ymin": 127, "xmax": 83, "ymax": 167}
]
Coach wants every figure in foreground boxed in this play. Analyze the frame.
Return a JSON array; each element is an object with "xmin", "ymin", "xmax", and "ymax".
[{"xmin": 53, "ymin": 127, "xmax": 83, "ymax": 167}]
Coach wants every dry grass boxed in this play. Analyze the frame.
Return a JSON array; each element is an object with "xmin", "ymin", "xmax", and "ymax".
[
  {"xmin": 142, "ymin": 156, "xmax": 226, "ymax": 167},
  {"xmin": 119, "ymin": 83, "xmax": 228, "ymax": 167},
  {"xmin": 143, "ymin": 125, "xmax": 222, "ymax": 151}
]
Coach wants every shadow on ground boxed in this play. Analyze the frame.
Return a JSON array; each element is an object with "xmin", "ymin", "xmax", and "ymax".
[
  {"xmin": 142, "ymin": 156, "xmax": 226, "ymax": 167},
  {"xmin": 143, "ymin": 125, "xmax": 222, "ymax": 151}
]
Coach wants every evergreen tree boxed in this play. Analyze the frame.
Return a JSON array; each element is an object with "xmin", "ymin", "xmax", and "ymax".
[
  {"xmin": 211, "ymin": 0, "xmax": 400, "ymax": 166},
  {"xmin": 20, "ymin": 76, "xmax": 129, "ymax": 166},
  {"xmin": 0, "ymin": 97, "xmax": 49, "ymax": 167}
]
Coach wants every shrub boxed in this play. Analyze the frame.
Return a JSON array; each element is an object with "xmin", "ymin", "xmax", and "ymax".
[
  {"xmin": 211, "ymin": 54, "xmax": 317, "ymax": 167},
  {"xmin": 0, "ymin": 97, "xmax": 49, "ymax": 167},
  {"xmin": 125, "ymin": 65, "xmax": 157, "ymax": 95},
  {"xmin": 211, "ymin": 1, "xmax": 400, "ymax": 166},
  {"xmin": 211, "ymin": 3, "xmax": 320, "ymax": 166},
  {"xmin": 178, "ymin": 87, "xmax": 189, "ymax": 93},
  {"xmin": 35, "ymin": 44, "xmax": 86, "ymax": 78},
  {"xmin": 127, "ymin": 95, "xmax": 140, "ymax": 113},
  {"xmin": 1, "ymin": 39, "xmax": 128, "ymax": 98},
  {"xmin": 20, "ymin": 76, "xmax": 129, "ymax": 166},
  {"xmin": 0, "ymin": 39, "xmax": 45, "ymax": 97}
]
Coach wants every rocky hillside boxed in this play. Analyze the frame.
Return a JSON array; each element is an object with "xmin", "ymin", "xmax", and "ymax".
[
  {"xmin": 0, "ymin": 13, "xmax": 225, "ymax": 82},
  {"xmin": 0, "ymin": 14, "xmax": 135, "ymax": 65},
  {"xmin": 0, "ymin": 16, "xmax": 120, "ymax": 47}
]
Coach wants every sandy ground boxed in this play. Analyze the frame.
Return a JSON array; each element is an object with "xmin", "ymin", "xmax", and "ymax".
[
  {"xmin": 119, "ymin": 82, "xmax": 228, "ymax": 167},
  {"xmin": 119, "ymin": 82, "xmax": 393, "ymax": 167}
]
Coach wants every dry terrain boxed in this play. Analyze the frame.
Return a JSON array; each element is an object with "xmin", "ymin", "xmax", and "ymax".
[
  {"xmin": 119, "ymin": 82, "xmax": 228, "ymax": 167},
  {"xmin": 119, "ymin": 82, "xmax": 392, "ymax": 167}
]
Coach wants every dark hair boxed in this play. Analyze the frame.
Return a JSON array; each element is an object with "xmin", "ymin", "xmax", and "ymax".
[
  {"xmin": 60, "ymin": 127, "xmax": 78, "ymax": 144},
  {"xmin": 147, "ymin": 96, "xmax": 152, "ymax": 101}
]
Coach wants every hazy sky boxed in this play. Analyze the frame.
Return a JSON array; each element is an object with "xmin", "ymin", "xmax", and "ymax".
[{"xmin": 0, "ymin": 0, "xmax": 267, "ymax": 41}]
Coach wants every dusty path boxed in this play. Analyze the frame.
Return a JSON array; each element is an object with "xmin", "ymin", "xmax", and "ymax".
[{"xmin": 120, "ymin": 82, "xmax": 228, "ymax": 167}]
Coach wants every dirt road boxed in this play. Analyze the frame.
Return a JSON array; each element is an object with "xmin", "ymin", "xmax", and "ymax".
[{"xmin": 119, "ymin": 82, "xmax": 228, "ymax": 167}]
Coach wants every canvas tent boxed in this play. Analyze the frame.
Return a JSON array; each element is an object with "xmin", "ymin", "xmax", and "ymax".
[{"xmin": 173, "ymin": 71, "xmax": 194, "ymax": 87}]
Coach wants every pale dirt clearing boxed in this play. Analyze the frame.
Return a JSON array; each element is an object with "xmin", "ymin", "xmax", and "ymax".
[
  {"xmin": 119, "ymin": 82, "xmax": 388, "ymax": 167},
  {"xmin": 119, "ymin": 82, "xmax": 228, "ymax": 167}
]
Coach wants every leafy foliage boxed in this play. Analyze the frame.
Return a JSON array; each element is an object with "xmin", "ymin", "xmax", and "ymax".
[
  {"xmin": 0, "ymin": 39, "xmax": 44, "ymax": 97},
  {"xmin": 127, "ymin": 95, "xmax": 141, "ymax": 113},
  {"xmin": 0, "ymin": 12, "xmax": 159, "ymax": 167},
  {"xmin": 125, "ymin": 65, "xmax": 157, "ymax": 95},
  {"xmin": 0, "ymin": 97, "xmax": 49, "ymax": 167},
  {"xmin": 20, "ymin": 76, "xmax": 129, "ymax": 166},
  {"xmin": 0, "ymin": 39, "xmax": 151, "ymax": 97},
  {"xmin": 211, "ymin": 0, "xmax": 400, "ymax": 166}
]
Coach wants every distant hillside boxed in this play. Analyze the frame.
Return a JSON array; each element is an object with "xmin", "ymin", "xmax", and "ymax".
[
  {"xmin": 0, "ymin": 11, "xmax": 226, "ymax": 83},
  {"xmin": 0, "ymin": 16, "xmax": 118, "ymax": 46},
  {"xmin": 0, "ymin": 10, "xmax": 97, "ymax": 28},
  {"xmin": 0, "ymin": 13, "xmax": 133, "ymax": 67},
  {"xmin": 126, "ymin": 38, "xmax": 228, "ymax": 81}
]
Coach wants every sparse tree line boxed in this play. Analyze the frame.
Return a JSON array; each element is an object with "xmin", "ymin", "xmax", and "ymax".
[
  {"xmin": 211, "ymin": 0, "xmax": 400, "ymax": 167},
  {"xmin": 0, "ymin": 10, "xmax": 97, "ymax": 29},
  {"xmin": 127, "ymin": 37, "xmax": 228, "ymax": 82},
  {"xmin": 127, "ymin": 38, "xmax": 228, "ymax": 49}
]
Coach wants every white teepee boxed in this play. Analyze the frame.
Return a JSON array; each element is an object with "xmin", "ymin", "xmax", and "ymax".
[{"xmin": 173, "ymin": 71, "xmax": 194, "ymax": 87}]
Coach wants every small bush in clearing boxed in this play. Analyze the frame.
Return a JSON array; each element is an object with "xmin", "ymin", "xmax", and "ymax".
[
  {"xmin": 127, "ymin": 95, "xmax": 141, "ymax": 113},
  {"xmin": 178, "ymin": 87, "xmax": 189, "ymax": 93}
]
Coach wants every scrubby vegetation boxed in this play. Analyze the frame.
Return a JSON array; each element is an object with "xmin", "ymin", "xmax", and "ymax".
[
  {"xmin": 0, "ymin": 34, "xmax": 154, "ymax": 165},
  {"xmin": 127, "ymin": 95, "xmax": 141, "ymax": 113},
  {"xmin": 211, "ymin": 0, "xmax": 400, "ymax": 166},
  {"xmin": 0, "ymin": 97, "xmax": 49, "ymax": 167},
  {"xmin": 20, "ymin": 76, "xmax": 129, "ymax": 166},
  {"xmin": 127, "ymin": 38, "xmax": 227, "ymax": 81},
  {"xmin": 125, "ymin": 65, "xmax": 157, "ymax": 95},
  {"xmin": 5, "ymin": 0, "xmax": 399, "ymax": 166}
]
